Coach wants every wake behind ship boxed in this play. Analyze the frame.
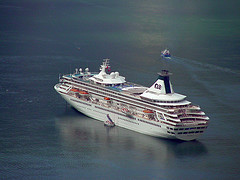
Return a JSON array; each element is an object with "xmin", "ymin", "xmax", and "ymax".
[{"xmin": 54, "ymin": 59, "xmax": 209, "ymax": 141}]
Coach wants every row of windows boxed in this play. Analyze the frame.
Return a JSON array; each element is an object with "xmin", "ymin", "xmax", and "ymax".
[
  {"xmin": 152, "ymin": 99, "xmax": 184, "ymax": 103},
  {"xmin": 180, "ymin": 118, "xmax": 208, "ymax": 121},
  {"xmin": 167, "ymin": 126, "xmax": 207, "ymax": 131},
  {"xmin": 178, "ymin": 131, "xmax": 204, "ymax": 134},
  {"xmin": 179, "ymin": 114, "xmax": 207, "ymax": 118},
  {"xmin": 167, "ymin": 131, "xmax": 204, "ymax": 135}
]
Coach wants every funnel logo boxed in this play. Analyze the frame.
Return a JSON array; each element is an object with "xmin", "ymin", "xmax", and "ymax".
[{"xmin": 154, "ymin": 83, "xmax": 162, "ymax": 90}]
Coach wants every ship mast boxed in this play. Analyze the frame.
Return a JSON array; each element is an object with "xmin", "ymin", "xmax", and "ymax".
[{"xmin": 100, "ymin": 58, "xmax": 110, "ymax": 72}]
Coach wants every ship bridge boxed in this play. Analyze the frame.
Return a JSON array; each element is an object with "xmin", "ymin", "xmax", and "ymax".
[{"xmin": 89, "ymin": 59, "xmax": 126, "ymax": 86}]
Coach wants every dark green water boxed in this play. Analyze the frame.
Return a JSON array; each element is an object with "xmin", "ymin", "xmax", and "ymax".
[{"xmin": 1, "ymin": 0, "xmax": 240, "ymax": 179}]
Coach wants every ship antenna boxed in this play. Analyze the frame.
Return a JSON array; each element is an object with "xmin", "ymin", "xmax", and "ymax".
[
  {"xmin": 103, "ymin": 58, "xmax": 110, "ymax": 66},
  {"xmin": 100, "ymin": 58, "xmax": 110, "ymax": 71}
]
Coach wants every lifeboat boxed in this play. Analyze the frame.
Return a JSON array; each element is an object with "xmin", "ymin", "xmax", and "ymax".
[
  {"xmin": 104, "ymin": 97, "xmax": 111, "ymax": 101},
  {"xmin": 70, "ymin": 88, "xmax": 79, "ymax": 92},
  {"xmin": 143, "ymin": 109, "xmax": 154, "ymax": 114},
  {"xmin": 79, "ymin": 91, "xmax": 89, "ymax": 95},
  {"xmin": 70, "ymin": 88, "xmax": 89, "ymax": 95}
]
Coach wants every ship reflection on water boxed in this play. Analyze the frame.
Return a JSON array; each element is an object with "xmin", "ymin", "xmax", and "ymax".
[{"xmin": 55, "ymin": 110, "xmax": 208, "ymax": 165}]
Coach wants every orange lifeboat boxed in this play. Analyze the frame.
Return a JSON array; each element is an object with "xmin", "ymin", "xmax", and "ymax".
[
  {"xmin": 70, "ymin": 88, "xmax": 79, "ymax": 92},
  {"xmin": 79, "ymin": 91, "xmax": 89, "ymax": 95},
  {"xmin": 104, "ymin": 97, "xmax": 111, "ymax": 101},
  {"xmin": 143, "ymin": 109, "xmax": 154, "ymax": 114},
  {"xmin": 70, "ymin": 88, "xmax": 89, "ymax": 95}
]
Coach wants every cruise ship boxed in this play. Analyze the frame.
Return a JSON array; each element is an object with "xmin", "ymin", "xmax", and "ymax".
[{"xmin": 54, "ymin": 59, "xmax": 209, "ymax": 141}]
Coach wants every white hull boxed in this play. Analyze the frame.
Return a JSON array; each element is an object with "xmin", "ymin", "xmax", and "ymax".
[{"xmin": 56, "ymin": 88, "xmax": 203, "ymax": 141}]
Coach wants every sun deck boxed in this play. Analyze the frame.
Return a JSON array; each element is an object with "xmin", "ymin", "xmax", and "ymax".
[{"xmin": 64, "ymin": 73, "xmax": 146, "ymax": 93}]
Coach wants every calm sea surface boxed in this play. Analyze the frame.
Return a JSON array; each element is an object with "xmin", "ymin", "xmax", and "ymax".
[{"xmin": 1, "ymin": 0, "xmax": 240, "ymax": 179}]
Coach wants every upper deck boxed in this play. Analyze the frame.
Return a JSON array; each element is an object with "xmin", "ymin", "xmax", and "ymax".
[
  {"xmin": 64, "ymin": 72, "xmax": 147, "ymax": 93},
  {"xmin": 61, "ymin": 71, "xmax": 191, "ymax": 107},
  {"xmin": 60, "ymin": 59, "xmax": 192, "ymax": 106}
]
